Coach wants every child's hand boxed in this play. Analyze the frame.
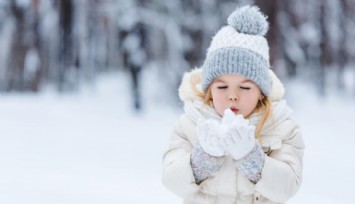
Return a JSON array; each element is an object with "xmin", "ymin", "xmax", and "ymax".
[
  {"xmin": 197, "ymin": 119, "xmax": 227, "ymax": 157},
  {"xmin": 197, "ymin": 109, "xmax": 256, "ymax": 159},
  {"xmin": 221, "ymin": 109, "xmax": 256, "ymax": 160}
]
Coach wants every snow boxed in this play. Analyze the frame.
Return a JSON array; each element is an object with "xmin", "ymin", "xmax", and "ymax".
[
  {"xmin": 285, "ymin": 78, "xmax": 355, "ymax": 204},
  {"xmin": 0, "ymin": 69, "xmax": 354, "ymax": 204}
]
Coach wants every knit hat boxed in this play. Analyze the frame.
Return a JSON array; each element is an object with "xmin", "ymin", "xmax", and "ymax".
[{"xmin": 201, "ymin": 5, "xmax": 271, "ymax": 96}]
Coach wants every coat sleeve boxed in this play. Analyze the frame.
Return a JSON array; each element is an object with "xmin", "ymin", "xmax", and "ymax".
[
  {"xmin": 161, "ymin": 114, "xmax": 216, "ymax": 202},
  {"xmin": 255, "ymin": 119, "xmax": 305, "ymax": 203}
]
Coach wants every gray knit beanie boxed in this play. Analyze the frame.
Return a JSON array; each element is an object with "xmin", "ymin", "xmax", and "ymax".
[{"xmin": 202, "ymin": 5, "xmax": 271, "ymax": 96}]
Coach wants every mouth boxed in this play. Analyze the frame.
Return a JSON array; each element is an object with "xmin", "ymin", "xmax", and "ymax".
[{"xmin": 230, "ymin": 106, "xmax": 239, "ymax": 113}]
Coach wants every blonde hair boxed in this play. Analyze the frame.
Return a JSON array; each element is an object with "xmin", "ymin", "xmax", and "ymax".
[
  {"xmin": 202, "ymin": 86, "xmax": 272, "ymax": 140},
  {"xmin": 253, "ymin": 96, "xmax": 272, "ymax": 139}
]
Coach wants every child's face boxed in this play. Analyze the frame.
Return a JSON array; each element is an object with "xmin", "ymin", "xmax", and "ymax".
[{"xmin": 210, "ymin": 74, "xmax": 263, "ymax": 118}]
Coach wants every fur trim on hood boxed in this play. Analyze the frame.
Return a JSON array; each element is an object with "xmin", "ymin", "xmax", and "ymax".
[
  {"xmin": 178, "ymin": 68, "xmax": 285, "ymax": 103},
  {"xmin": 178, "ymin": 68, "xmax": 205, "ymax": 103}
]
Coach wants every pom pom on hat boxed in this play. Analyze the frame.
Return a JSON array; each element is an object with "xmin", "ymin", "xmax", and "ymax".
[
  {"xmin": 227, "ymin": 6, "xmax": 268, "ymax": 36},
  {"xmin": 201, "ymin": 5, "xmax": 272, "ymax": 96}
]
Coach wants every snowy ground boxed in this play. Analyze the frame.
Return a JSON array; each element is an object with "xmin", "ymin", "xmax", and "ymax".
[{"xmin": 0, "ymin": 70, "xmax": 354, "ymax": 204}]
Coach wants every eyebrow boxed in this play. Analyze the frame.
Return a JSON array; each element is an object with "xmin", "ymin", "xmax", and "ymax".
[
  {"xmin": 213, "ymin": 78, "xmax": 254, "ymax": 83},
  {"xmin": 241, "ymin": 79, "xmax": 254, "ymax": 83},
  {"xmin": 213, "ymin": 79, "xmax": 226, "ymax": 83}
]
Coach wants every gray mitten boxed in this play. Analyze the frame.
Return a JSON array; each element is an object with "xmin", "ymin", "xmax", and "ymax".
[
  {"xmin": 190, "ymin": 145, "xmax": 224, "ymax": 184},
  {"xmin": 234, "ymin": 143, "xmax": 265, "ymax": 183}
]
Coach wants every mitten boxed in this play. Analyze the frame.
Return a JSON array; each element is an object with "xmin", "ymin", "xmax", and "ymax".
[
  {"xmin": 234, "ymin": 143, "xmax": 265, "ymax": 183},
  {"xmin": 190, "ymin": 145, "xmax": 224, "ymax": 184},
  {"xmin": 221, "ymin": 109, "xmax": 265, "ymax": 183},
  {"xmin": 197, "ymin": 119, "xmax": 227, "ymax": 157},
  {"xmin": 221, "ymin": 109, "xmax": 256, "ymax": 160}
]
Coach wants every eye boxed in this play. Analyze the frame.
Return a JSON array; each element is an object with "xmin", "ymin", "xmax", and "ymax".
[
  {"xmin": 240, "ymin": 86, "xmax": 250, "ymax": 90},
  {"xmin": 217, "ymin": 86, "xmax": 228, "ymax": 89}
]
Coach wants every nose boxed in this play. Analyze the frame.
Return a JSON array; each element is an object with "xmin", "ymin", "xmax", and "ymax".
[{"xmin": 228, "ymin": 95, "xmax": 238, "ymax": 101}]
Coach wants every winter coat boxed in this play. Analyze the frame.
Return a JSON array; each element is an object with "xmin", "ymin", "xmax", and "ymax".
[{"xmin": 162, "ymin": 68, "xmax": 305, "ymax": 204}]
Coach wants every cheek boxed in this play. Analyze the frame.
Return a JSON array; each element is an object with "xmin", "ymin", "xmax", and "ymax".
[
  {"xmin": 211, "ymin": 92, "xmax": 223, "ymax": 105},
  {"xmin": 240, "ymin": 93, "xmax": 260, "ymax": 111},
  {"xmin": 211, "ymin": 91, "xmax": 227, "ymax": 114}
]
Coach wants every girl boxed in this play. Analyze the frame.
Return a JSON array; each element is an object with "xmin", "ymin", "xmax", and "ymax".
[{"xmin": 162, "ymin": 5, "xmax": 305, "ymax": 204}]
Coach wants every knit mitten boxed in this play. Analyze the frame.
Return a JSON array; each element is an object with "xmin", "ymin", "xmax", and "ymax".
[
  {"xmin": 190, "ymin": 145, "xmax": 225, "ymax": 184},
  {"xmin": 234, "ymin": 143, "xmax": 265, "ymax": 183}
]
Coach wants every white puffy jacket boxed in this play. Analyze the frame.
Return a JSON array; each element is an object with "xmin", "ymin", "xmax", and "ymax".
[{"xmin": 162, "ymin": 69, "xmax": 305, "ymax": 204}]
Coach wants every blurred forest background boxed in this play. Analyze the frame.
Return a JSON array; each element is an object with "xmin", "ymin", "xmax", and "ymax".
[{"xmin": 1, "ymin": 0, "xmax": 355, "ymax": 110}]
